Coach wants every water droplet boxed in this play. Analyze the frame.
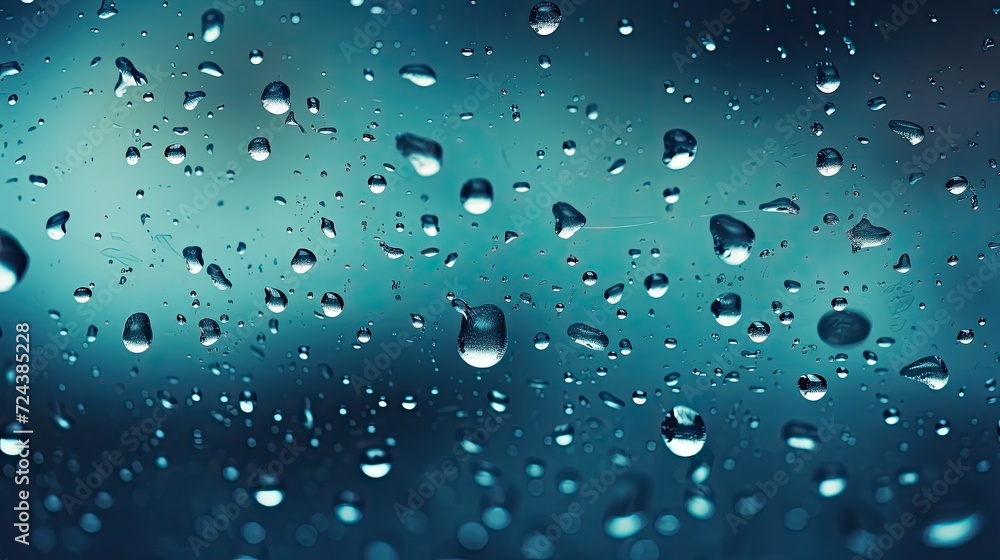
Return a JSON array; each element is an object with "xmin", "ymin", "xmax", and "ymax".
[
  {"xmin": 797, "ymin": 374, "xmax": 828, "ymax": 401},
  {"xmin": 201, "ymin": 9, "xmax": 224, "ymax": 42},
  {"xmin": 122, "ymin": 312, "xmax": 152, "ymax": 353},
  {"xmin": 710, "ymin": 214, "xmax": 755, "ymax": 266},
  {"xmin": 321, "ymin": 292, "xmax": 344, "ymax": 317},
  {"xmin": 899, "ymin": 355, "xmax": 948, "ymax": 390},
  {"xmin": 399, "ymin": 64, "xmax": 437, "ymax": 87},
  {"xmin": 198, "ymin": 318, "xmax": 220, "ymax": 346},
  {"xmin": 815, "ymin": 61, "xmax": 841, "ymax": 93},
  {"xmin": 662, "ymin": 129, "xmax": 698, "ymax": 170},
  {"xmin": 888, "ymin": 119, "xmax": 925, "ymax": 145},
  {"xmin": 291, "ymin": 248, "xmax": 317, "ymax": 273},
  {"xmin": 460, "ymin": 178, "xmax": 494, "ymax": 215},
  {"xmin": 248, "ymin": 137, "xmax": 270, "ymax": 161},
  {"xmin": 552, "ymin": 202, "xmax": 586, "ymax": 239},
  {"xmin": 567, "ymin": 322, "xmax": 609, "ymax": 350},
  {"xmin": 396, "ymin": 133, "xmax": 443, "ymax": 177},
  {"xmin": 261, "ymin": 81, "xmax": 291, "ymax": 115},
  {"xmin": 661, "ymin": 406, "xmax": 707, "ymax": 457},
  {"xmin": 816, "ymin": 148, "xmax": 843, "ymax": 176},
  {"xmin": 817, "ymin": 310, "xmax": 871, "ymax": 347},
  {"xmin": 528, "ymin": 1, "xmax": 562, "ymax": 36},
  {"xmin": 711, "ymin": 292, "xmax": 742, "ymax": 326},
  {"xmin": 45, "ymin": 211, "xmax": 70, "ymax": 240},
  {"xmin": 454, "ymin": 298, "xmax": 508, "ymax": 368}
]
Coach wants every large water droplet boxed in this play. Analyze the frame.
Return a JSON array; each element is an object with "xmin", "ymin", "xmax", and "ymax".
[
  {"xmin": 567, "ymin": 322, "xmax": 609, "ymax": 350},
  {"xmin": 182, "ymin": 246, "xmax": 203, "ymax": 274},
  {"xmin": 198, "ymin": 318, "xmax": 221, "ymax": 346},
  {"xmin": 396, "ymin": 133, "xmax": 443, "ymax": 177},
  {"xmin": 399, "ymin": 64, "xmax": 437, "ymax": 87},
  {"xmin": 45, "ymin": 211, "xmax": 70, "ymax": 240},
  {"xmin": 290, "ymin": 248, "xmax": 317, "ymax": 273},
  {"xmin": 321, "ymin": 292, "xmax": 344, "ymax": 317},
  {"xmin": 360, "ymin": 447, "xmax": 392, "ymax": 478},
  {"xmin": 816, "ymin": 148, "xmax": 843, "ymax": 176},
  {"xmin": 661, "ymin": 406, "xmax": 707, "ymax": 457},
  {"xmin": 662, "ymin": 129, "xmax": 697, "ymax": 170},
  {"xmin": 797, "ymin": 374, "xmax": 828, "ymax": 401},
  {"xmin": 201, "ymin": 9, "xmax": 224, "ymax": 42},
  {"xmin": 261, "ymin": 80, "xmax": 291, "ymax": 115},
  {"xmin": 552, "ymin": 202, "xmax": 586, "ymax": 239},
  {"xmin": 528, "ymin": 1, "xmax": 562, "ymax": 36},
  {"xmin": 815, "ymin": 61, "xmax": 841, "ymax": 93},
  {"xmin": 888, "ymin": 119, "xmax": 925, "ymax": 145},
  {"xmin": 460, "ymin": 178, "xmax": 494, "ymax": 214},
  {"xmin": 264, "ymin": 287, "xmax": 288, "ymax": 313},
  {"xmin": 454, "ymin": 298, "xmax": 508, "ymax": 368},
  {"xmin": 122, "ymin": 312, "xmax": 152, "ymax": 353},
  {"xmin": 709, "ymin": 214, "xmax": 755, "ymax": 265},
  {"xmin": 206, "ymin": 264, "xmax": 232, "ymax": 290},
  {"xmin": 711, "ymin": 292, "xmax": 742, "ymax": 326},
  {"xmin": 899, "ymin": 355, "xmax": 949, "ymax": 390},
  {"xmin": 817, "ymin": 310, "xmax": 871, "ymax": 347}
]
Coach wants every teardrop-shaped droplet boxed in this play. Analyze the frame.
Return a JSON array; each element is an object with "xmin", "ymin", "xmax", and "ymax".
[
  {"xmin": 758, "ymin": 197, "xmax": 800, "ymax": 214},
  {"xmin": 604, "ymin": 283, "xmax": 625, "ymax": 304},
  {"xmin": 122, "ymin": 312, "xmax": 152, "ymax": 353},
  {"xmin": 661, "ymin": 406, "xmax": 707, "ymax": 457},
  {"xmin": 552, "ymin": 202, "xmax": 586, "ymax": 239},
  {"xmin": 290, "ymin": 248, "xmax": 317, "ymax": 273},
  {"xmin": 899, "ymin": 355, "xmax": 949, "ymax": 390},
  {"xmin": 710, "ymin": 214, "xmax": 755, "ymax": 265},
  {"xmin": 125, "ymin": 146, "xmax": 141, "ymax": 165},
  {"xmin": 567, "ymin": 322, "xmax": 609, "ymax": 350},
  {"xmin": 454, "ymin": 298, "xmax": 508, "ymax": 368},
  {"xmin": 261, "ymin": 81, "xmax": 291, "ymax": 115},
  {"xmin": 264, "ymin": 287, "xmax": 288, "ymax": 313}
]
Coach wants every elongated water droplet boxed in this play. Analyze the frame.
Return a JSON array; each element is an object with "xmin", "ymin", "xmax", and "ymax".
[
  {"xmin": 846, "ymin": 215, "xmax": 891, "ymax": 252},
  {"xmin": 817, "ymin": 310, "xmax": 871, "ymax": 347},
  {"xmin": 114, "ymin": 57, "xmax": 147, "ymax": 98},
  {"xmin": 206, "ymin": 263, "xmax": 232, "ymax": 290},
  {"xmin": 399, "ymin": 64, "xmax": 437, "ymax": 87},
  {"xmin": 899, "ymin": 355, "xmax": 949, "ymax": 390},
  {"xmin": 182, "ymin": 246, "xmax": 203, "ymax": 274},
  {"xmin": 888, "ymin": 119, "xmax": 925, "ymax": 145},
  {"xmin": 201, "ymin": 9, "xmax": 224, "ymax": 42},
  {"xmin": 567, "ymin": 322, "xmax": 609, "ymax": 350}
]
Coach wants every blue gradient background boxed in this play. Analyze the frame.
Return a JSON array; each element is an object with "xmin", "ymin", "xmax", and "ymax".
[{"xmin": 1, "ymin": 0, "xmax": 997, "ymax": 558}]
